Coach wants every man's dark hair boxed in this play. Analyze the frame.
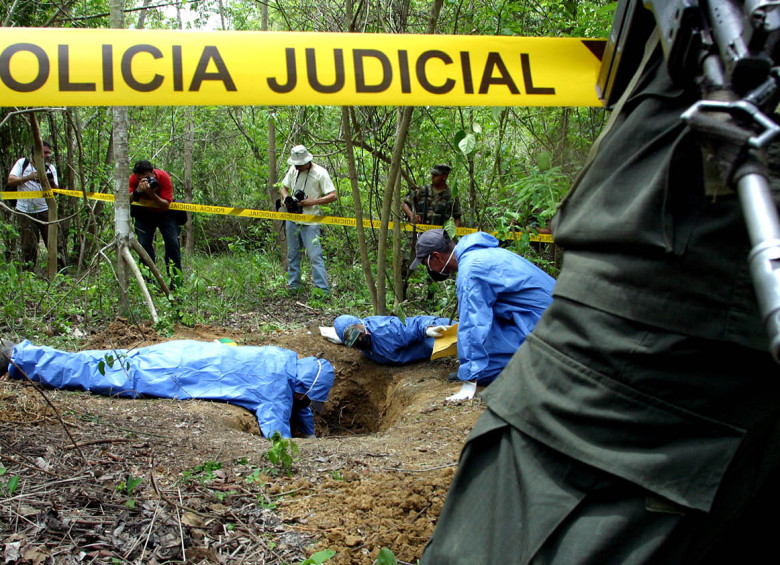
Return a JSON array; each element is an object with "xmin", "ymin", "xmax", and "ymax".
[
  {"xmin": 31, "ymin": 141, "xmax": 52, "ymax": 155},
  {"xmin": 133, "ymin": 160, "xmax": 154, "ymax": 175}
]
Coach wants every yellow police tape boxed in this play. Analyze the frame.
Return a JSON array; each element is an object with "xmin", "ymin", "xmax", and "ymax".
[
  {"xmin": 1, "ymin": 188, "xmax": 554, "ymax": 243},
  {"xmin": 0, "ymin": 28, "xmax": 605, "ymax": 107}
]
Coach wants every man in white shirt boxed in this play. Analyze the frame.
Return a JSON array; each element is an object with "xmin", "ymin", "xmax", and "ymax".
[
  {"xmin": 6, "ymin": 141, "xmax": 61, "ymax": 268},
  {"xmin": 281, "ymin": 145, "xmax": 337, "ymax": 294}
]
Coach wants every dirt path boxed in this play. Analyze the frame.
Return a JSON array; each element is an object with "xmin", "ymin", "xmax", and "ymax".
[{"xmin": 0, "ymin": 320, "xmax": 483, "ymax": 564}]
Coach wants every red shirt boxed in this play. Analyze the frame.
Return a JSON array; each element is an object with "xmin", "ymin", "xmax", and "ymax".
[{"xmin": 129, "ymin": 169, "xmax": 173, "ymax": 213}]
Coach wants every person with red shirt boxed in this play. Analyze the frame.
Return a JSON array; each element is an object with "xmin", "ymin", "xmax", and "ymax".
[{"xmin": 128, "ymin": 160, "xmax": 181, "ymax": 284}]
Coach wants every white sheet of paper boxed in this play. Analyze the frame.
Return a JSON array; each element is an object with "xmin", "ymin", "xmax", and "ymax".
[{"xmin": 320, "ymin": 326, "xmax": 343, "ymax": 344}]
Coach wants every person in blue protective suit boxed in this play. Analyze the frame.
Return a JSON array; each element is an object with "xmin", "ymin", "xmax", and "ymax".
[
  {"xmin": 332, "ymin": 314, "xmax": 454, "ymax": 366},
  {"xmin": 0, "ymin": 339, "xmax": 334, "ymax": 439},
  {"xmin": 411, "ymin": 229, "xmax": 555, "ymax": 401}
]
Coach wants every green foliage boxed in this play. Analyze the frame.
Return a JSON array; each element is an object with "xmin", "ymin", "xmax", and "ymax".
[
  {"xmin": 245, "ymin": 467, "xmax": 265, "ymax": 485},
  {"xmin": 0, "ymin": 467, "xmax": 20, "ymax": 496},
  {"xmin": 374, "ymin": 548, "xmax": 398, "ymax": 565},
  {"xmin": 182, "ymin": 460, "xmax": 223, "ymax": 484},
  {"xmin": 264, "ymin": 432, "xmax": 299, "ymax": 477},
  {"xmin": 487, "ymin": 166, "xmax": 570, "ymax": 236},
  {"xmin": 300, "ymin": 549, "xmax": 336, "ymax": 565},
  {"xmin": 0, "ymin": 0, "xmax": 610, "ymax": 323},
  {"xmin": 116, "ymin": 473, "xmax": 143, "ymax": 508},
  {"xmin": 307, "ymin": 288, "xmax": 329, "ymax": 308},
  {"xmin": 116, "ymin": 474, "xmax": 142, "ymax": 496},
  {"xmin": 97, "ymin": 352, "xmax": 129, "ymax": 376},
  {"xmin": 212, "ymin": 489, "xmax": 237, "ymax": 502}
]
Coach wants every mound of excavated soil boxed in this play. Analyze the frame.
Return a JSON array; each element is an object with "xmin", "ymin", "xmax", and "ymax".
[{"xmin": 0, "ymin": 320, "xmax": 484, "ymax": 565}]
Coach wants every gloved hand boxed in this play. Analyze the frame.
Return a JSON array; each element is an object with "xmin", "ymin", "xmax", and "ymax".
[
  {"xmin": 426, "ymin": 325, "xmax": 450, "ymax": 338},
  {"xmin": 445, "ymin": 380, "xmax": 477, "ymax": 402}
]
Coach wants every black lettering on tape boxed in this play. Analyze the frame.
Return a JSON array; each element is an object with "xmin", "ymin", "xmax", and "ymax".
[
  {"xmin": 268, "ymin": 47, "xmax": 297, "ymax": 93},
  {"xmin": 102, "ymin": 45, "xmax": 114, "ymax": 91},
  {"xmin": 172, "ymin": 45, "xmax": 183, "ymax": 91},
  {"xmin": 398, "ymin": 50, "xmax": 411, "ymax": 94},
  {"xmin": 460, "ymin": 52, "xmax": 474, "ymax": 94},
  {"xmin": 122, "ymin": 45, "xmax": 164, "ymax": 92},
  {"xmin": 416, "ymin": 50, "xmax": 455, "ymax": 95},
  {"xmin": 189, "ymin": 46, "xmax": 236, "ymax": 91},
  {"xmin": 0, "ymin": 43, "xmax": 48, "ymax": 92},
  {"xmin": 306, "ymin": 47, "xmax": 344, "ymax": 93},
  {"xmin": 58, "ymin": 45, "xmax": 96, "ymax": 91},
  {"xmin": 521, "ymin": 53, "xmax": 555, "ymax": 95},
  {"xmin": 353, "ymin": 49, "xmax": 392, "ymax": 93},
  {"xmin": 478, "ymin": 52, "xmax": 519, "ymax": 95}
]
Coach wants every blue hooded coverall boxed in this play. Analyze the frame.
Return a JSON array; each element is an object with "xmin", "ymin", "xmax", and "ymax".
[
  {"xmin": 453, "ymin": 232, "xmax": 555, "ymax": 385},
  {"xmin": 8, "ymin": 340, "xmax": 334, "ymax": 438},
  {"xmin": 333, "ymin": 315, "xmax": 454, "ymax": 365}
]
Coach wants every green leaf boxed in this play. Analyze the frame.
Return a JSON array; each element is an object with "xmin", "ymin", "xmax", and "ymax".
[
  {"xmin": 453, "ymin": 129, "xmax": 467, "ymax": 147},
  {"xmin": 300, "ymin": 549, "xmax": 336, "ymax": 564},
  {"xmin": 443, "ymin": 218, "xmax": 457, "ymax": 240},
  {"xmin": 458, "ymin": 133, "xmax": 476, "ymax": 156},
  {"xmin": 472, "ymin": 122, "xmax": 482, "ymax": 134},
  {"xmin": 6, "ymin": 474, "xmax": 19, "ymax": 495},
  {"xmin": 375, "ymin": 548, "xmax": 398, "ymax": 565},
  {"xmin": 97, "ymin": 360, "xmax": 106, "ymax": 376}
]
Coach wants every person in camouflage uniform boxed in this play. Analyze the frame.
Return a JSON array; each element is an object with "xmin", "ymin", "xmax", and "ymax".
[{"xmin": 402, "ymin": 164, "xmax": 462, "ymax": 227}]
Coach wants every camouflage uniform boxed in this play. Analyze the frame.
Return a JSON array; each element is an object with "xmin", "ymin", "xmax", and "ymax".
[{"xmin": 404, "ymin": 184, "xmax": 462, "ymax": 226}]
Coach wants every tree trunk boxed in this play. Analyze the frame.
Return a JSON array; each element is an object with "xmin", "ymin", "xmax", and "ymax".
[
  {"xmin": 391, "ymin": 108, "xmax": 405, "ymax": 312},
  {"xmin": 111, "ymin": 0, "xmax": 132, "ymax": 316},
  {"xmin": 375, "ymin": 107, "xmax": 412, "ymax": 315},
  {"xmin": 375, "ymin": 0, "xmax": 442, "ymax": 314},
  {"xmin": 263, "ymin": 2, "xmax": 285, "ymax": 269},
  {"xmin": 184, "ymin": 109, "xmax": 194, "ymax": 255},
  {"xmin": 27, "ymin": 114, "xmax": 58, "ymax": 280},
  {"xmin": 342, "ymin": 106, "xmax": 378, "ymax": 310},
  {"xmin": 180, "ymin": 8, "xmax": 195, "ymax": 257}
]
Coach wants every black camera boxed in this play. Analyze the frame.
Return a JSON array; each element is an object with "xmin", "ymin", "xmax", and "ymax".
[
  {"xmin": 144, "ymin": 176, "xmax": 160, "ymax": 190},
  {"xmin": 284, "ymin": 189, "xmax": 307, "ymax": 214},
  {"xmin": 45, "ymin": 170, "xmax": 54, "ymax": 184}
]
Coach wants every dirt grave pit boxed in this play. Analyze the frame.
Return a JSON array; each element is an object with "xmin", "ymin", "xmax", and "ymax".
[{"xmin": 1, "ymin": 320, "xmax": 484, "ymax": 565}]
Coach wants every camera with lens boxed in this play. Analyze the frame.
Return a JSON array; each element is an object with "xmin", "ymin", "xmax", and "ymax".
[
  {"xmin": 144, "ymin": 176, "xmax": 160, "ymax": 190},
  {"xmin": 45, "ymin": 170, "xmax": 54, "ymax": 184},
  {"xmin": 283, "ymin": 189, "xmax": 307, "ymax": 214}
]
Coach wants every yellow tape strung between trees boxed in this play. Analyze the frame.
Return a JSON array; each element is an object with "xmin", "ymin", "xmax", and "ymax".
[
  {"xmin": 0, "ymin": 29, "xmax": 605, "ymax": 107},
  {"xmin": 0, "ymin": 188, "xmax": 554, "ymax": 243}
]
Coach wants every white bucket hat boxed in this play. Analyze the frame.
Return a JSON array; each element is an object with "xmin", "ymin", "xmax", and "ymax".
[{"xmin": 288, "ymin": 145, "xmax": 313, "ymax": 166}]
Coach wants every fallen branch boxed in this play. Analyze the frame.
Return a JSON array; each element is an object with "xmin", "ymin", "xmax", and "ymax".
[{"xmin": 121, "ymin": 244, "xmax": 159, "ymax": 323}]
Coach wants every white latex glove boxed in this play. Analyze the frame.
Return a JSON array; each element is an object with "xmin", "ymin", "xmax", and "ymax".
[
  {"xmin": 445, "ymin": 381, "xmax": 477, "ymax": 402},
  {"xmin": 426, "ymin": 325, "xmax": 449, "ymax": 338}
]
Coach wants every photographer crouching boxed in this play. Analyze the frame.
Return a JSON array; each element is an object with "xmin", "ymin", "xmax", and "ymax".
[{"xmin": 128, "ymin": 160, "xmax": 182, "ymax": 288}]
